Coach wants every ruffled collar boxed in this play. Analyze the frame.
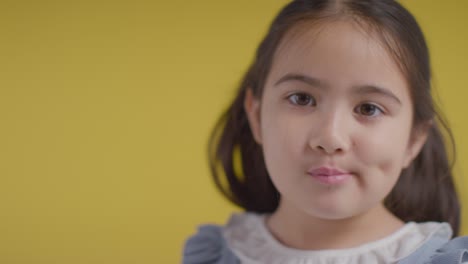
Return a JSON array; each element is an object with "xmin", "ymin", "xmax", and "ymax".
[{"xmin": 222, "ymin": 212, "xmax": 452, "ymax": 264}]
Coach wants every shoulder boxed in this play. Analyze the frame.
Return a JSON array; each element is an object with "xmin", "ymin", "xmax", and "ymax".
[
  {"xmin": 428, "ymin": 236, "xmax": 468, "ymax": 264},
  {"xmin": 399, "ymin": 228, "xmax": 468, "ymax": 264},
  {"xmin": 182, "ymin": 224, "xmax": 239, "ymax": 264}
]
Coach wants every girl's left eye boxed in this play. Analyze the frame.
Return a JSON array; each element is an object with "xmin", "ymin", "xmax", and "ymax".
[{"xmin": 355, "ymin": 103, "xmax": 383, "ymax": 117}]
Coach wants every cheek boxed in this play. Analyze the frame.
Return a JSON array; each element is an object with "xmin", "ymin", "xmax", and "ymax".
[
  {"xmin": 261, "ymin": 115, "xmax": 302, "ymax": 160},
  {"xmin": 259, "ymin": 105, "xmax": 308, "ymax": 176},
  {"xmin": 355, "ymin": 125, "xmax": 411, "ymax": 176},
  {"xmin": 261, "ymin": 99, "xmax": 313, "ymax": 147}
]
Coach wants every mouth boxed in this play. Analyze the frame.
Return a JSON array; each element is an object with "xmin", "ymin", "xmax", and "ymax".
[{"xmin": 307, "ymin": 166, "xmax": 353, "ymax": 185}]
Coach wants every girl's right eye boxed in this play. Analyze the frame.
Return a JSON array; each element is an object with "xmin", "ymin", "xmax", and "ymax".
[{"xmin": 287, "ymin": 93, "xmax": 316, "ymax": 107}]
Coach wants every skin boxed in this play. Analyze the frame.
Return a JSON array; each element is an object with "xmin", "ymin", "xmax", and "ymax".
[{"xmin": 244, "ymin": 20, "xmax": 429, "ymax": 250}]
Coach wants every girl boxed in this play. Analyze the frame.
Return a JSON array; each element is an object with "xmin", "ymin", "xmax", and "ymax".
[{"xmin": 184, "ymin": 0, "xmax": 468, "ymax": 263}]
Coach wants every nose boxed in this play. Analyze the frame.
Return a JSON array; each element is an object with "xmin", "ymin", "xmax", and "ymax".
[{"xmin": 309, "ymin": 110, "xmax": 351, "ymax": 155}]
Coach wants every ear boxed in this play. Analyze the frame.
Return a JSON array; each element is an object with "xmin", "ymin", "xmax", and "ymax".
[
  {"xmin": 244, "ymin": 88, "xmax": 263, "ymax": 144},
  {"xmin": 402, "ymin": 121, "xmax": 431, "ymax": 168}
]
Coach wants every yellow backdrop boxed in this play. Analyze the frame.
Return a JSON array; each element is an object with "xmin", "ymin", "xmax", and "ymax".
[{"xmin": 1, "ymin": 1, "xmax": 467, "ymax": 263}]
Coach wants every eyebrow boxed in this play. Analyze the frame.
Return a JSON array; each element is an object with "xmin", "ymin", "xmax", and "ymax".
[
  {"xmin": 355, "ymin": 85, "xmax": 402, "ymax": 105},
  {"xmin": 275, "ymin": 73, "xmax": 326, "ymax": 88},
  {"xmin": 274, "ymin": 73, "xmax": 402, "ymax": 105}
]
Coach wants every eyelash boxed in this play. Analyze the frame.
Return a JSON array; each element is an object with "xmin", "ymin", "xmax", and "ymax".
[
  {"xmin": 286, "ymin": 92, "xmax": 385, "ymax": 118},
  {"xmin": 354, "ymin": 103, "xmax": 384, "ymax": 118},
  {"xmin": 287, "ymin": 92, "xmax": 316, "ymax": 107}
]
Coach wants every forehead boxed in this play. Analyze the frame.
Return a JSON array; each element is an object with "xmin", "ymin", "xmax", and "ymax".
[{"xmin": 266, "ymin": 20, "xmax": 409, "ymax": 100}]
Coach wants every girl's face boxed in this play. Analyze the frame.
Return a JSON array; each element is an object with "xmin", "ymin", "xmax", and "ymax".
[{"xmin": 245, "ymin": 21, "xmax": 428, "ymax": 220}]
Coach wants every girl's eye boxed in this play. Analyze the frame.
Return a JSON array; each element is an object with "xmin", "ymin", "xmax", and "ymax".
[
  {"xmin": 356, "ymin": 103, "xmax": 383, "ymax": 117},
  {"xmin": 287, "ymin": 93, "xmax": 316, "ymax": 106}
]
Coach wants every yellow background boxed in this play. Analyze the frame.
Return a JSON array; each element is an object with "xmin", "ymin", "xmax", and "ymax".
[{"xmin": 1, "ymin": 1, "xmax": 467, "ymax": 263}]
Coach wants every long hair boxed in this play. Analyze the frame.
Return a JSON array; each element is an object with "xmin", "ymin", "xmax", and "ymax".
[{"xmin": 208, "ymin": 0, "xmax": 460, "ymax": 236}]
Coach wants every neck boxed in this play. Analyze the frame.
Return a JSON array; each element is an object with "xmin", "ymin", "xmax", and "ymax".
[{"xmin": 266, "ymin": 199, "xmax": 404, "ymax": 250}]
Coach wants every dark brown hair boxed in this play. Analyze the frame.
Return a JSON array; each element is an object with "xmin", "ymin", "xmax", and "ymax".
[{"xmin": 208, "ymin": 0, "xmax": 460, "ymax": 235}]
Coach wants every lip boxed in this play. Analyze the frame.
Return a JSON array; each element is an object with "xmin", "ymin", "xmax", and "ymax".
[{"xmin": 307, "ymin": 166, "xmax": 353, "ymax": 185}]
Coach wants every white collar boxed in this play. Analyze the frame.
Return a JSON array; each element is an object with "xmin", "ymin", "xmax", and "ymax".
[{"xmin": 223, "ymin": 212, "xmax": 452, "ymax": 264}]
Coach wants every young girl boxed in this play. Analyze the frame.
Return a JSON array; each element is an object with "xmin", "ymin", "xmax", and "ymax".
[{"xmin": 184, "ymin": 0, "xmax": 468, "ymax": 263}]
